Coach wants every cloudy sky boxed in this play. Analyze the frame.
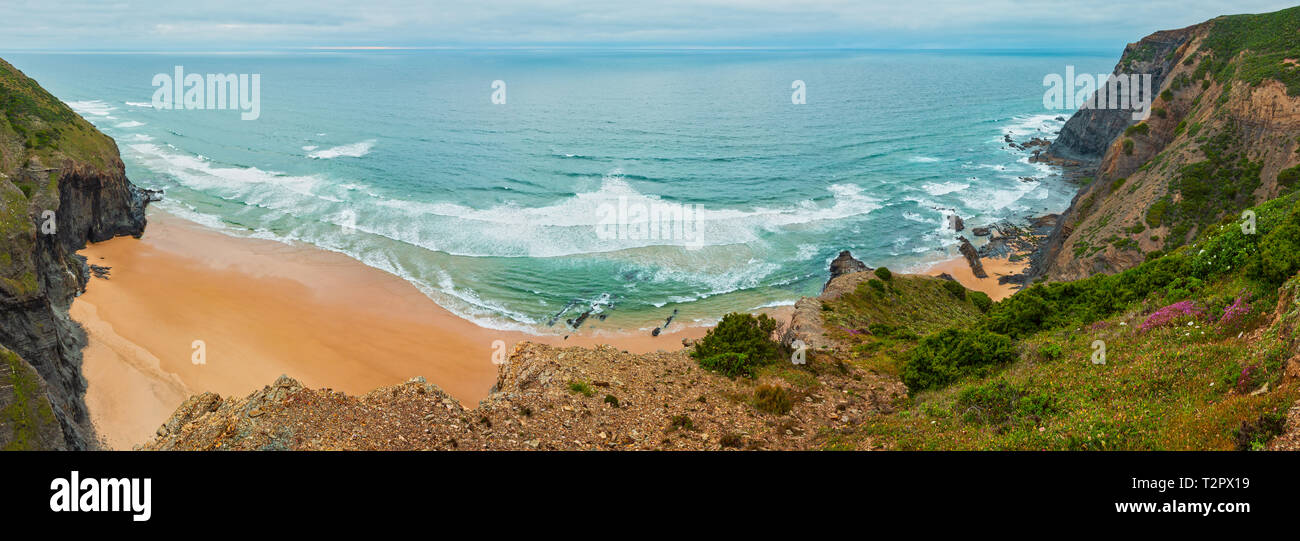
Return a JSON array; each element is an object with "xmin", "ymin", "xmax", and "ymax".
[{"xmin": 0, "ymin": 0, "xmax": 1294, "ymax": 51}]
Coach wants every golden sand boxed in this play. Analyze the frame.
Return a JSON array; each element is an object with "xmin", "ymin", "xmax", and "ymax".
[
  {"xmin": 74, "ymin": 211, "xmax": 715, "ymax": 449},
  {"xmin": 924, "ymin": 254, "xmax": 1027, "ymax": 302}
]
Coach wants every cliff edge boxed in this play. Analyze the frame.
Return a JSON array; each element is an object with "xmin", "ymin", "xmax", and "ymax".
[{"xmin": 0, "ymin": 57, "xmax": 152, "ymax": 449}]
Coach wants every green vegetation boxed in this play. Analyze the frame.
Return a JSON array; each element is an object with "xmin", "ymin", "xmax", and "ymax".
[
  {"xmin": 1153, "ymin": 125, "xmax": 1262, "ymax": 248},
  {"xmin": 901, "ymin": 328, "xmax": 1017, "ymax": 392},
  {"xmin": 691, "ymin": 312, "xmax": 783, "ymax": 378},
  {"xmin": 874, "ymin": 267, "xmax": 892, "ymax": 281},
  {"xmin": 2, "ymin": 348, "xmax": 58, "ymax": 450},
  {"xmin": 941, "ymin": 279, "xmax": 966, "ymax": 300},
  {"xmin": 567, "ymin": 380, "xmax": 595, "ymax": 397},
  {"xmin": 752, "ymin": 384, "xmax": 793, "ymax": 414},
  {"xmin": 819, "ymin": 275, "xmax": 988, "ymax": 378},
  {"xmin": 1124, "ymin": 123, "xmax": 1149, "ymax": 137},
  {"xmin": 1278, "ymin": 164, "xmax": 1300, "ymax": 189},
  {"xmin": 955, "ymin": 380, "xmax": 1055, "ymax": 426},
  {"xmin": 0, "ymin": 58, "xmax": 118, "ymax": 172},
  {"xmin": 815, "ymin": 193, "xmax": 1300, "ymax": 450},
  {"xmin": 1199, "ymin": 6, "xmax": 1300, "ymax": 95}
]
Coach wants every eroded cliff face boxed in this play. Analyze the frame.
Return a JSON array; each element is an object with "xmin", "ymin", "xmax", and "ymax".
[
  {"xmin": 1034, "ymin": 8, "xmax": 1300, "ymax": 282},
  {"xmin": 0, "ymin": 57, "xmax": 151, "ymax": 449},
  {"xmin": 1045, "ymin": 25, "xmax": 1203, "ymax": 165}
]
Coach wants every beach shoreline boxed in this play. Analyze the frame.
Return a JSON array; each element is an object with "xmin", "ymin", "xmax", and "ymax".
[{"xmin": 73, "ymin": 209, "xmax": 753, "ymax": 448}]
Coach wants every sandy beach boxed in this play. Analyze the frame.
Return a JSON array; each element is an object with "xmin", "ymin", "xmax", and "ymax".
[
  {"xmin": 75, "ymin": 210, "xmax": 721, "ymax": 449},
  {"xmin": 924, "ymin": 254, "xmax": 1027, "ymax": 301}
]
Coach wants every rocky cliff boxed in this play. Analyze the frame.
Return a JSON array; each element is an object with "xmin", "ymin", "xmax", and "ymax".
[
  {"xmin": 1033, "ymin": 7, "xmax": 1300, "ymax": 282},
  {"xmin": 0, "ymin": 57, "xmax": 151, "ymax": 449}
]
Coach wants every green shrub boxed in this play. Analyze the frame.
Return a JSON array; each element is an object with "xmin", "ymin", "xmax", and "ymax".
[
  {"xmin": 692, "ymin": 312, "xmax": 780, "ymax": 367},
  {"xmin": 1124, "ymin": 123, "xmax": 1149, "ymax": 137},
  {"xmin": 1123, "ymin": 138, "xmax": 1135, "ymax": 155},
  {"xmin": 985, "ymin": 253, "xmax": 1190, "ymax": 338},
  {"xmin": 603, "ymin": 394, "xmax": 619, "ymax": 408},
  {"xmin": 941, "ymin": 279, "xmax": 967, "ymax": 300},
  {"xmin": 567, "ymin": 380, "xmax": 595, "ymax": 397},
  {"xmin": 1037, "ymin": 342, "xmax": 1063, "ymax": 360},
  {"xmin": 867, "ymin": 278, "xmax": 886, "ymax": 293},
  {"xmin": 874, "ymin": 267, "xmax": 893, "ymax": 281},
  {"xmin": 1248, "ymin": 209, "xmax": 1300, "ymax": 287},
  {"xmin": 1146, "ymin": 198, "xmax": 1169, "ymax": 227},
  {"xmin": 698, "ymin": 352, "xmax": 762, "ymax": 379},
  {"xmin": 1278, "ymin": 165, "xmax": 1300, "ymax": 189},
  {"xmin": 867, "ymin": 322, "xmax": 919, "ymax": 340},
  {"xmin": 969, "ymin": 291, "xmax": 992, "ymax": 313},
  {"xmin": 752, "ymin": 384, "xmax": 792, "ymax": 414},
  {"xmin": 901, "ymin": 328, "xmax": 1017, "ymax": 392},
  {"xmin": 955, "ymin": 380, "xmax": 1055, "ymax": 425}
]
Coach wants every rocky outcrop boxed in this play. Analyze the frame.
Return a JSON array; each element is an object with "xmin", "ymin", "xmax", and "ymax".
[
  {"xmin": 141, "ymin": 342, "xmax": 902, "ymax": 451},
  {"xmin": 824, "ymin": 250, "xmax": 870, "ymax": 291},
  {"xmin": 0, "ymin": 57, "xmax": 151, "ymax": 449},
  {"xmin": 958, "ymin": 237, "xmax": 987, "ymax": 278}
]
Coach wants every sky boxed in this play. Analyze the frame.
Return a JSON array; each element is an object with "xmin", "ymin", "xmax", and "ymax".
[{"xmin": 0, "ymin": 0, "xmax": 1296, "ymax": 51}]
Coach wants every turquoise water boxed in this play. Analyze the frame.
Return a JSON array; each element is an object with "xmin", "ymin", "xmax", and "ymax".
[{"xmin": 6, "ymin": 50, "xmax": 1114, "ymax": 333}]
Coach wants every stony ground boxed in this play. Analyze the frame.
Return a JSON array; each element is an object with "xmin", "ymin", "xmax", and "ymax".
[{"xmin": 141, "ymin": 341, "xmax": 905, "ymax": 451}]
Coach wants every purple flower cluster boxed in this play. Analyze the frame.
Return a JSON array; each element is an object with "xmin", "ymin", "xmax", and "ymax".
[
  {"xmin": 1140, "ymin": 300, "xmax": 1205, "ymax": 332},
  {"xmin": 1217, "ymin": 294, "xmax": 1251, "ymax": 328}
]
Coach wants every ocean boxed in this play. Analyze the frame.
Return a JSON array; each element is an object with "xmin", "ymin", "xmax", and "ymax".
[{"xmin": 5, "ymin": 49, "xmax": 1115, "ymax": 334}]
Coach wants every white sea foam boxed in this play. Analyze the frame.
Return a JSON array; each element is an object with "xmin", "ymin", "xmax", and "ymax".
[
  {"xmin": 308, "ymin": 140, "xmax": 374, "ymax": 159},
  {"xmin": 921, "ymin": 181, "xmax": 969, "ymax": 196},
  {"xmin": 115, "ymin": 120, "xmax": 144, "ymax": 128},
  {"xmin": 749, "ymin": 299, "xmax": 797, "ymax": 310},
  {"xmin": 364, "ymin": 173, "xmax": 881, "ymax": 258},
  {"xmin": 65, "ymin": 100, "xmax": 114, "ymax": 117},
  {"xmin": 909, "ymin": 156, "xmax": 941, "ymax": 163},
  {"xmin": 124, "ymin": 101, "xmax": 155, "ymax": 108},
  {"xmin": 1002, "ymin": 113, "xmax": 1065, "ymax": 140}
]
